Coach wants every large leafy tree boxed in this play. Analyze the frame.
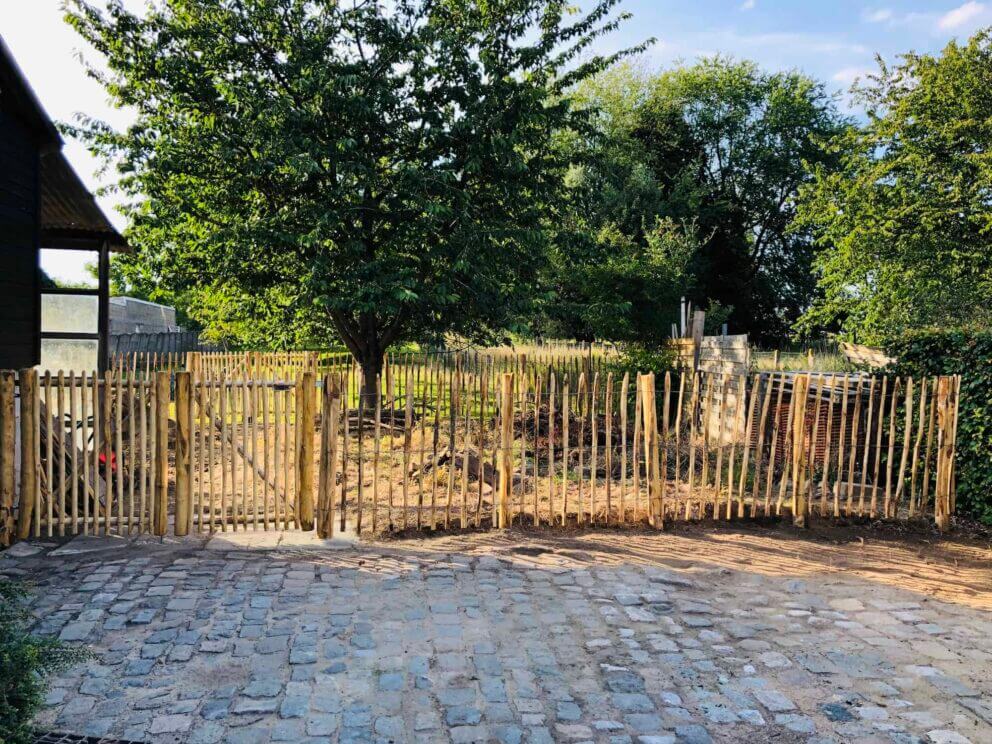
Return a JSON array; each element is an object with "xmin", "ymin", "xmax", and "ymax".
[
  {"xmin": 795, "ymin": 31, "xmax": 992, "ymax": 344},
  {"xmin": 66, "ymin": 0, "xmax": 642, "ymax": 394},
  {"xmin": 547, "ymin": 59, "xmax": 847, "ymax": 344}
]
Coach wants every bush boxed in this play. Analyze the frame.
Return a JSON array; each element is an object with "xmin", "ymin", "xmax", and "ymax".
[
  {"xmin": 1, "ymin": 579, "xmax": 89, "ymax": 744},
  {"xmin": 607, "ymin": 343, "xmax": 677, "ymax": 379},
  {"xmin": 886, "ymin": 329, "xmax": 992, "ymax": 525}
]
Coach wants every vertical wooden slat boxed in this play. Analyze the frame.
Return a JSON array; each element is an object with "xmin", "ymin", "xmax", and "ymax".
[
  {"xmin": 319, "ymin": 376, "xmax": 340, "ymax": 538},
  {"xmin": 934, "ymin": 376, "xmax": 954, "ymax": 531},
  {"xmin": 0, "ymin": 372, "xmax": 16, "ymax": 545},
  {"xmin": 175, "ymin": 371, "xmax": 191, "ymax": 536},
  {"xmin": 791, "ymin": 374, "xmax": 810, "ymax": 527},
  {"xmin": 403, "ymin": 367, "xmax": 413, "ymax": 531},
  {"xmin": 44, "ymin": 372, "xmax": 53, "ymax": 536},
  {"xmin": 661, "ymin": 372, "xmax": 671, "ymax": 523},
  {"xmin": 870, "ymin": 376, "xmax": 887, "ymax": 519},
  {"xmin": 70, "ymin": 373, "xmax": 80, "ymax": 535},
  {"xmin": 639, "ymin": 373, "xmax": 662, "ymax": 529},
  {"xmin": 153, "ymin": 372, "xmax": 169, "ymax": 536},
  {"xmin": 576, "ymin": 373, "xmax": 586, "ymax": 524},
  {"xmin": 340, "ymin": 377, "xmax": 349, "ymax": 533},
  {"xmin": 114, "ymin": 370, "xmax": 124, "ymax": 533},
  {"xmin": 561, "ymin": 378, "xmax": 570, "ymax": 524},
  {"xmin": 81, "ymin": 372, "xmax": 90, "ymax": 534},
  {"xmin": 497, "ymin": 373, "xmax": 513, "ymax": 528},
  {"xmin": 909, "ymin": 377, "xmax": 928, "ymax": 515},
  {"xmin": 100, "ymin": 370, "xmax": 111, "ymax": 536},
  {"xmin": 883, "ymin": 378, "xmax": 900, "ymax": 518},
  {"xmin": 221, "ymin": 374, "xmax": 230, "ymax": 531},
  {"xmin": 737, "ymin": 374, "xmax": 760, "ymax": 517},
  {"xmin": 139, "ymin": 376, "xmax": 148, "ymax": 532},
  {"xmin": 532, "ymin": 374, "xmax": 542, "ymax": 525},
  {"xmin": 128, "ymin": 372, "xmax": 136, "ymax": 533},
  {"xmin": 843, "ymin": 376, "xmax": 864, "ymax": 516},
  {"xmin": 547, "ymin": 373, "xmax": 556, "ymax": 526},
  {"xmin": 596, "ymin": 372, "xmax": 613, "ymax": 524},
  {"xmin": 833, "ymin": 376, "xmax": 850, "ymax": 517},
  {"xmin": 284, "ymin": 383, "xmax": 293, "ymax": 529},
  {"xmin": 858, "ymin": 377, "xmax": 877, "ymax": 516},
  {"xmin": 894, "ymin": 378, "xmax": 914, "ymax": 512},
  {"xmin": 298, "ymin": 372, "xmax": 316, "ymax": 531},
  {"xmin": 713, "ymin": 375, "xmax": 728, "ymax": 519},
  {"xmin": 372, "ymin": 375, "xmax": 384, "ymax": 535}
]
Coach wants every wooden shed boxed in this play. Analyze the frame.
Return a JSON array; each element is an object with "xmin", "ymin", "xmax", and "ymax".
[{"xmin": 0, "ymin": 34, "xmax": 128, "ymax": 372}]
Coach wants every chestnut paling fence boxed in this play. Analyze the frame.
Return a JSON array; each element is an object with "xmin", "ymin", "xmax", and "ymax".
[{"xmin": 0, "ymin": 360, "xmax": 961, "ymax": 547}]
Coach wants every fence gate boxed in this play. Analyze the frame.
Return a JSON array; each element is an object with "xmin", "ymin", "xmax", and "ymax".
[{"xmin": 172, "ymin": 373, "xmax": 314, "ymax": 534}]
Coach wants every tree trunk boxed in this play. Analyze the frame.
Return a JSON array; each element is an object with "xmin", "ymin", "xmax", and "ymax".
[{"xmin": 359, "ymin": 354, "xmax": 381, "ymax": 408}]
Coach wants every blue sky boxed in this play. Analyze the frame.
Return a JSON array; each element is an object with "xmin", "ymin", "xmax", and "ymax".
[
  {"xmin": 594, "ymin": 1, "xmax": 992, "ymax": 95},
  {"xmin": 5, "ymin": 1, "xmax": 991, "ymax": 282}
]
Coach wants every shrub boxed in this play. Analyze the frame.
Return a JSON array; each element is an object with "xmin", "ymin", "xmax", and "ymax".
[
  {"xmin": 886, "ymin": 329, "xmax": 992, "ymax": 525},
  {"xmin": 607, "ymin": 343, "xmax": 677, "ymax": 379},
  {"xmin": 1, "ymin": 579, "xmax": 89, "ymax": 744}
]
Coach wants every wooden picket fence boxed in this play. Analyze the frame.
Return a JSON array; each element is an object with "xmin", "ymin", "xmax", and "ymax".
[{"xmin": 0, "ymin": 362, "xmax": 961, "ymax": 548}]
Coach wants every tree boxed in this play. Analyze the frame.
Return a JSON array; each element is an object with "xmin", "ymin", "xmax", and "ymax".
[
  {"xmin": 66, "ymin": 0, "xmax": 645, "ymax": 397},
  {"xmin": 547, "ymin": 59, "xmax": 848, "ymax": 344},
  {"xmin": 795, "ymin": 31, "xmax": 992, "ymax": 344}
]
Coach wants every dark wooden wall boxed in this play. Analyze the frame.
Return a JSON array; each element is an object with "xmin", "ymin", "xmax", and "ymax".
[{"xmin": 0, "ymin": 109, "xmax": 40, "ymax": 369}]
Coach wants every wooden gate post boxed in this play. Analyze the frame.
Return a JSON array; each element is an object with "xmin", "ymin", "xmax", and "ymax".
[
  {"xmin": 317, "ymin": 374, "xmax": 340, "ymax": 538},
  {"xmin": 297, "ymin": 372, "xmax": 316, "ymax": 531},
  {"xmin": 0, "ymin": 372, "xmax": 15, "ymax": 546},
  {"xmin": 16, "ymin": 370, "xmax": 38, "ymax": 541},
  {"xmin": 153, "ymin": 372, "xmax": 170, "ymax": 536},
  {"xmin": 497, "ymin": 373, "xmax": 513, "ymax": 528},
  {"xmin": 791, "ymin": 374, "xmax": 811, "ymax": 527},
  {"xmin": 17, "ymin": 369, "xmax": 40, "ymax": 540},
  {"xmin": 175, "ymin": 371, "xmax": 192, "ymax": 536},
  {"xmin": 934, "ymin": 376, "xmax": 955, "ymax": 531},
  {"xmin": 639, "ymin": 373, "xmax": 663, "ymax": 529}
]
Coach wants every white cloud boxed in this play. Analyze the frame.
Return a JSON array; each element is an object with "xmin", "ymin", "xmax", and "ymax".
[
  {"xmin": 740, "ymin": 0, "xmax": 756, "ymax": 10},
  {"xmin": 938, "ymin": 1, "xmax": 986, "ymax": 30},
  {"xmin": 862, "ymin": 8, "xmax": 893, "ymax": 23},
  {"xmin": 832, "ymin": 66, "xmax": 873, "ymax": 85}
]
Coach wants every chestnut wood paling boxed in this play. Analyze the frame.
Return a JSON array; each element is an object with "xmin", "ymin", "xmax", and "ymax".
[{"xmin": 1, "ymin": 363, "xmax": 962, "ymax": 543}]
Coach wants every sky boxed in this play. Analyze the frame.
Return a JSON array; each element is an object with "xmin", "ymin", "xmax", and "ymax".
[{"xmin": 4, "ymin": 0, "xmax": 991, "ymax": 283}]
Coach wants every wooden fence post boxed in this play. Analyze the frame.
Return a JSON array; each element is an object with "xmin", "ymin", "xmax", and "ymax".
[
  {"xmin": 297, "ymin": 372, "xmax": 316, "ymax": 531},
  {"xmin": 934, "ymin": 376, "xmax": 955, "ymax": 531},
  {"xmin": 153, "ymin": 372, "xmax": 170, "ymax": 535},
  {"xmin": 639, "ymin": 373, "xmax": 663, "ymax": 529},
  {"xmin": 174, "ymin": 372, "xmax": 192, "ymax": 536},
  {"xmin": 497, "ymin": 373, "xmax": 513, "ymax": 528},
  {"xmin": 0, "ymin": 372, "xmax": 15, "ymax": 546},
  {"xmin": 16, "ymin": 370, "xmax": 38, "ymax": 541},
  {"xmin": 791, "ymin": 373, "xmax": 810, "ymax": 527},
  {"xmin": 317, "ymin": 374, "xmax": 340, "ymax": 538}
]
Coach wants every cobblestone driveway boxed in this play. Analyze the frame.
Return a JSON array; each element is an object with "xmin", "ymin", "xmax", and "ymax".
[{"xmin": 2, "ymin": 528, "xmax": 991, "ymax": 744}]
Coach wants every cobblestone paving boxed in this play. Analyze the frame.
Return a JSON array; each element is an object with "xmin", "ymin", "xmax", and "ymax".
[{"xmin": 2, "ymin": 532, "xmax": 991, "ymax": 744}]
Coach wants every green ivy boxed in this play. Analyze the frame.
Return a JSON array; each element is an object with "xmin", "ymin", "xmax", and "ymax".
[
  {"xmin": 887, "ymin": 329, "xmax": 992, "ymax": 525},
  {"xmin": 1, "ymin": 580, "xmax": 89, "ymax": 744}
]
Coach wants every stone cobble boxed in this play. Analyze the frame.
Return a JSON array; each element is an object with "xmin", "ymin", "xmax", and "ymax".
[{"xmin": 2, "ymin": 536, "xmax": 990, "ymax": 744}]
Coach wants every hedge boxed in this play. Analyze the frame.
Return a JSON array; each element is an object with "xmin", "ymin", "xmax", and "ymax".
[{"xmin": 886, "ymin": 329, "xmax": 992, "ymax": 525}]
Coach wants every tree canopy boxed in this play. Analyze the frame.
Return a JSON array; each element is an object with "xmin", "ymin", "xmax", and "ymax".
[
  {"xmin": 795, "ymin": 30, "xmax": 992, "ymax": 345},
  {"xmin": 543, "ymin": 58, "xmax": 848, "ymax": 345},
  {"xmin": 66, "ymin": 0, "xmax": 644, "ymax": 388}
]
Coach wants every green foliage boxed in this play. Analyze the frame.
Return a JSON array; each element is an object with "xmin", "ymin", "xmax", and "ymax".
[
  {"xmin": 66, "ymin": 0, "xmax": 645, "ymax": 372},
  {"xmin": 548, "ymin": 58, "xmax": 847, "ymax": 344},
  {"xmin": 1, "ymin": 580, "xmax": 89, "ymax": 744},
  {"xmin": 796, "ymin": 31, "xmax": 992, "ymax": 345},
  {"xmin": 607, "ymin": 342, "xmax": 676, "ymax": 379},
  {"xmin": 887, "ymin": 329, "xmax": 992, "ymax": 525}
]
